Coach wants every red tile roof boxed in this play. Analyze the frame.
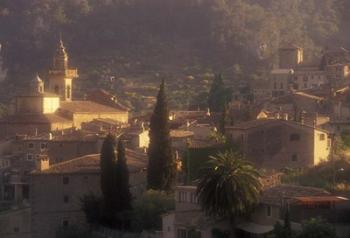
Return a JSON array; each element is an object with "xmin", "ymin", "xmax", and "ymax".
[
  {"xmin": 60, "ymin": 100, "xmax": 126, "ymax": 113},
  {"xmin": 32, "ymin": 149, "xmax": 147, "ymax": 175},
  {"xmin": 261, "ymin": 185, "xmax": 330, "ymax": 206},
  {"xmin": 0, "ymin": 114, "xmax": 71, "ymax": 124}
]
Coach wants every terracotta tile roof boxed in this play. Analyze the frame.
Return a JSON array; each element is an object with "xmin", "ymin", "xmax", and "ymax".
[
  {"xmin": 17, "ymin": 92, "xmax": 59, "ymax": 98},
  {"xmin": 292, "ymin": 196, "xmax": 348, "ymax": 204},
  {"xmin": 86, "ymin": 89, "xmax": 129, "ymax": 111},
  {"xmin": 32, "ymin": 149, "xmax": 147, "ymax": 175},
  {"xmin": 170, "ymin": 130, "xmax": 194, "ymax": 138},
  {"xmin": 226, "ymin": 119, "xmax": 275, "ymax": 130},
  {"xmin": 261, "ymin": 185, "xmax": 330, "ymax": 206},
  {"xmin": 226, "ymin": 119, "xmax": 329, "ymax": 133},
  {"xmin": 60, "ymin": 100, "xmax": 125, "ymax": 113},
  {"xmin": 0, "ymin": 114, "xmax": 71, "ymax": 124}
]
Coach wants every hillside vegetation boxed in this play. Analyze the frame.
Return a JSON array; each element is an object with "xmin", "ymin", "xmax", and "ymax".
[{"xmin": 0, "ymin": 0, "xmax": 349, "ymax": 109}]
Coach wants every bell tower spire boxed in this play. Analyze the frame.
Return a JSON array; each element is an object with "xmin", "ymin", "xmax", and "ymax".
[{"xmin": 48, "ymin": 36, "xmax": 78, "ymax": 101}]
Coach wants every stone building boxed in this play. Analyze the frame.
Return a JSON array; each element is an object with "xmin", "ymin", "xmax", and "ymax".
[
  {"xmin": 225, "ymin": 119, "xmax": 330, "ymax": 170},
  {"xmin": 326, "ymin": 64, "xmax": 350, "ymax": 88},
  {"xmin": 163, "ymin": 185, "xmax": 350, "ymax": 238},
  {"xmin": 30, "ymin": 149, "xmax": 147, "ymax": 238},
  {"xmin": 0, "ymin": 207, "xmax": 31, "ymax": 238},
  {"xmin": 270, "ymin": 69, "xmax": 294, "ymax": 97},
  {"xmin": 292, "ymin": 67, "xmax": 327, "ymax": 90},
  {"xmin": 279, "ymin": 45, "xmax": 304, "ymax": 69},
  {"xmin": 0, "ymin": 131, "xmax": 102, "ymax": 209},
  {"xmin": 0, "ymin": 39, "xmax": 128, "ymax": 139}
]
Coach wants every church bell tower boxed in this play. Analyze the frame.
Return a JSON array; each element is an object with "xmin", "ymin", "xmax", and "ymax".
[{"xmin": 48, "ymin": 37, "xmax": 78, "ymax": 101}]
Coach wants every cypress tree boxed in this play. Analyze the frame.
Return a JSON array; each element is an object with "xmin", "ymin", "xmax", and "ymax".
[
  {"xmin": 208, "ymin": 73, "xmax": 227, "ymax": 113},
  {"xmin": 284, "ymin": 206, "xmax": 292, "ymax": 238},
  {"xmin": 147, "ymin": 80, "xmax": 175, "ymax": 191},
  {"xmin": 115, "ymin": 139, "xmax": 132, "ymax": 211},
  {"xmin": 100, "ymin": 134, "xmax": 117, "ymax": 225}
]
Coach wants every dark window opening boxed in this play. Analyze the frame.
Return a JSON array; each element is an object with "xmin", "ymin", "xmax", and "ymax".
[
  {"xmin": 63, "ymin": 176, "xmax": 69, "ymax": 185},
  {"xmin": 290, "ymin": 134, "xmax": 300, "ymax": 141}
]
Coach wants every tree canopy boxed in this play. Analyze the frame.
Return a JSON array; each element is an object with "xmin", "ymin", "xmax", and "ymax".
[
  {"xmin": 0, "ymin": 0, "xmax": 347, "ymax": 85},
  {"xmin": 147, "ymin": 80, "xmax": 175, "ymax": 191},
  {"xmin": 196, "ymin": 151, "xmax": 262, "ymax": 219}
]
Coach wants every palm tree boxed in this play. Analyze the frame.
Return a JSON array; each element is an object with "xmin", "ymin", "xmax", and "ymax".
[{"xmin": 196, "ymin": 151, "xmax": 262, "ymax": 221}]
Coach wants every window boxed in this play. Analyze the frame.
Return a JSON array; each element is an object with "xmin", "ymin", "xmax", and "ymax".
[
  {"xmin": 292, "ymin": 154, "xmax": 298, "ymax": 162},
  {"xmin": 27, "ymin": 154, "xmax": 33, "ymax": 161},
  {"xmin": 63, "ymin": 195, "xmax": 69, "ymax": 203},
  {"xmin": 13, "ymin": 227, "xmax": 19, "ymax": 232},
  {"xmin": 280, "ymin": 83, "xmax": 283, "ymax": 89},
  {"xmin": 290, "ymin": 134, "xmax": 300, "ymax": 141},
  {"xmin": 28, "ymin": 143, "xmax": 34, "ymax": 149},
  {"xmin": 54, "ymin": 85, "xmax": 59, "ymax": 94},
  {"xmin": 177, "ymin": 229, "xmax": 187, "ymax": 238},
  {"xmin": 266, "ymin": 205, "xmax": 272, "ymax": 217},
  {"xmin": 319, "ymin": 134, "xmax": 325, "ymax": 141},
  {"xmin": 62, "ymin": 220, "xmax": 69, "ymax": 227},
  {"xmin": 40, "ymin": 143, "xmax": 47, "ymax": 150},
  {"xmin": 63, "ymin": 176, "xmax": 69, "ymax": 185},
  {"xmin": 178, "ymin": 191, "xmax": 187, "ymax": 202}
]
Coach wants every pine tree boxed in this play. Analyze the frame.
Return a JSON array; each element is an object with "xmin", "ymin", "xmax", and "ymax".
[
  {"xmin": 147, "ymin": 80, "xmax": 175, "ymax": 191},
  {"xmin": 100, "ymin": 134, "xmax": 117, "ymax": 226},
  {"xmin": 115, "ymin": 139, "xmax": 132, "ymax": 211}
]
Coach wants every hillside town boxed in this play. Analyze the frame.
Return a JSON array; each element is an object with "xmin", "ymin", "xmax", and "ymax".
[{"xmin": 1, "ymin": 1, "xmax": 350, "ymax": 238}]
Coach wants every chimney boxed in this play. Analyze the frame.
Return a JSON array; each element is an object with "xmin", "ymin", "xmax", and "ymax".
[{"xmin": 36, "ymin": 155, "xmax": 50, "ymax": 171}]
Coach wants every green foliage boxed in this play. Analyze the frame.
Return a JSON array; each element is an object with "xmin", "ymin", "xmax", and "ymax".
[
  {"xmin": 84, "ymin": 137, "xmax": 132, "ymax": 229},
  {"xmin": 196, "ymin": 150, "xmax": 262, "ymax": 219},
  {"xmin": 81, "ymin": 193, "xmax": 101, "ymax": 226},
  {"xmin": 297, "ymin": 218, "xmax": 338, "ymax": 238},
  {"xmin": 147, "ymin": 80, "xmax": 175, "ymax": 191},
  {"xmin": 130, "ymin": 190, "xmax": 175, "ymax": 232},
  {"xmin": 273, "ymin": 208, "xmax": 295, "ymax": 238},
  {"xmin": 183, "ymin": 144, "xmax": 238, "ymax": 182},
  {"xmin": 114, "ymin": 139, "xmax": 132, "ymax": 229},
  {"xmin": 208, "ymin": 74, "xmax": 230, "ymax": 113},
  {"xmin": 0, "ymin": 0, "xmax": 346, "ymax": 85},
  {"xmin": 0, "ymin": 103, "xmax": 8, "ymax": 118},
  {"xmin": 100, "ymin": 134, "xmax": 118, "ymax": 226},
  {"xmin": 281, "ymin": 159, "xmax": 350, "ymax": 192},
  {"xmin": 115, "ymin": 139, "xmax": 132, "ymax": 211}
]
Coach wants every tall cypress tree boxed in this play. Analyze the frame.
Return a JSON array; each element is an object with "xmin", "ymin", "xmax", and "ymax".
[
  {"xmin": 147, "ymin": 80, "xmax": 175, "ymax": 191},
  {"xmin": 208, "ymin": 73, "xmax": 227, "ymax": 113},
  {"xmin": 115, "ymin": 139, "xmax": 132, "ymax": 211},
  {"xmin": 100, "ymin": 134, "xmax": 117, "ymax": 225}
]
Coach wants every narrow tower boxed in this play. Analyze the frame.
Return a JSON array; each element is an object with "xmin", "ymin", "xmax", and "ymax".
[
  {"xmin": 31, "ymin": 74, "xmax": 45, "ymax": 94},
  {"xmin": 48, "ymin": 38, "xmax": 78, "ymax": 101}
]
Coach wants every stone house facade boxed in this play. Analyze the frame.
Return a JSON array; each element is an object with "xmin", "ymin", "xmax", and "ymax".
[
  {"xmin": 225, "ymin": 119, "xmax": 330, "ymax": 170},
  {"xmin": 30, "ymin": 149, "xmax": 147, "ymax": 238}
]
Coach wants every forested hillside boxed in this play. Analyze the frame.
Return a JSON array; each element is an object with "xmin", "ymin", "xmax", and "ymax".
[{"xmin": 0, "ymin": 0, "xmax": 349, "ymax": 108}]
